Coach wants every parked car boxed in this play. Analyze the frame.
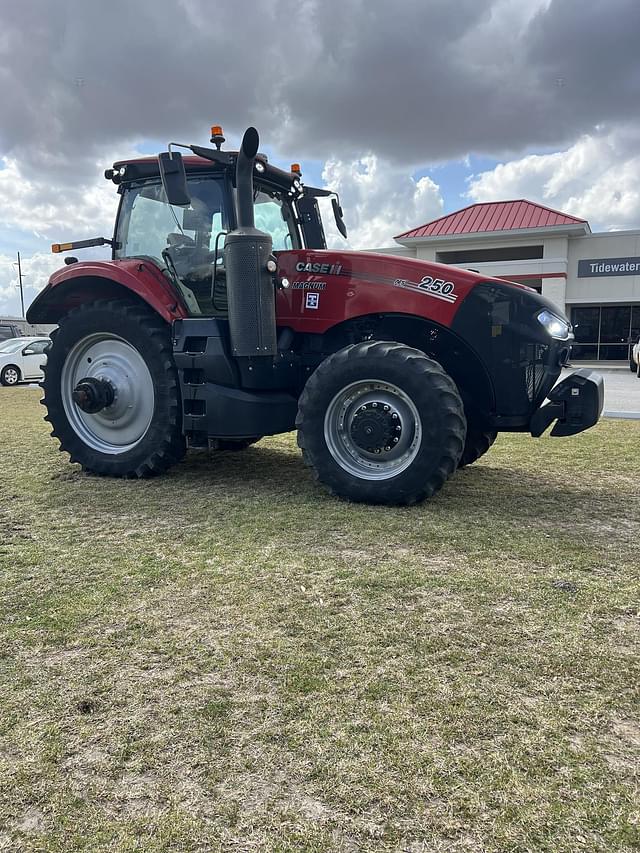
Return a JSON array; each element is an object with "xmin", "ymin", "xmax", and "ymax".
[
  {"xmin": 0, "ymin": 337, "xmax": 50, "ymax": 386},
  {"xmin": 0, "ymin": 321, "xmax": 23, "ymax": 342},
  {"xmin": 632, "ymin": 338, "xmax": 640, "ymax": 376}
]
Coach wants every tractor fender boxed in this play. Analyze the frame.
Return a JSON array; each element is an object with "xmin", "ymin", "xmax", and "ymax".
[
  {"xmin": 315, "ymin": 312, "xmax": 496, "ymax": 420},
  {"xmin": 26, "ymin": 259, "xmax": 189, "ymax": 325}
]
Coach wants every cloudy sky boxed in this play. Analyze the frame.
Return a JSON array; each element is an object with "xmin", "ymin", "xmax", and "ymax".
[{"xmin": 1, "ymin": 0, "xmax": 639, "ymax": 317}]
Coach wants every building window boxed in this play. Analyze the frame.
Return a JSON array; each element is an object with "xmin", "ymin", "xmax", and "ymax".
[
  {"xmin": 571, "ymin": 304, "xmax": 640, "ymax": 361},
  {"xmin": 436, "ymin": 245, "xmax": 544, "ymax": 264}
]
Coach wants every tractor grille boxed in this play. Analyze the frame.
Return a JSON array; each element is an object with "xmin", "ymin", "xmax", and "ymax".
[
  {"xmin": 525, "ymin": 344, "xmax": 554, "ymax": 404},
  {"xmin": 526, "ymin": 361, "xmax": 545, "ymax": 402}
]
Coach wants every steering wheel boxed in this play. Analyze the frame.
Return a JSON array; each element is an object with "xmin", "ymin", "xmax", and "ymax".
[
  {"xmin": 166, "ymin": 232, "xmax": 197, "ymax": 249},
  {"xmin": 166, "ymin": 239, "xmax": 220, "ymax": 282}
]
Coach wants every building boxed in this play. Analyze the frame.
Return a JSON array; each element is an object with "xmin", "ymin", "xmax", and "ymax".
[
  {"xmin": 0, "ymin": 315, "xmax": 55, "ymax": 338},
  {"xmin": 384, "ymin": 200, "xmax": 640, "ymax": 363}
]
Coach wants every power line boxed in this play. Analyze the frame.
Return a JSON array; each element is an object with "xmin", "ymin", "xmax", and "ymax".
[
  {"xmin": 17, "ymin": 252, "xmax": 25, "ymax": 318},
  {"xmin": 12, "ymin": 253, "xmax": 26, "ymax": 318}
]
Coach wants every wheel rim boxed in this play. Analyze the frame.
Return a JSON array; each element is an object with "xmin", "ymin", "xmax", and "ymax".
[
  {"xmin": 3, "ymin": 368, "xmax": 19, "ymax": 385},
  {"xmin": 61, "ymin": 334, "xmax": 155, "ymax": 454},
  {"xmin": 324, "ymin": 380, "xmax": 422, "ymax": 480}
]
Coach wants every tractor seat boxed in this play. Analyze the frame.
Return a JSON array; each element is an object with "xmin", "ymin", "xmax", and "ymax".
[{"xmin": 186, "ymin": 271, "xmax": 228, "ymax": 316}]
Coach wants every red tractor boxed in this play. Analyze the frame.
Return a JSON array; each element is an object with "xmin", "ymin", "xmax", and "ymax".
[{"xmin": 28, "ymin": 126, "xmax": 603, "ymax": 505}]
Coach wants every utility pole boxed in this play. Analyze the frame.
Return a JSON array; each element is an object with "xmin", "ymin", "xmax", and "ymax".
[{"xmin": 16, "ymin": 252, "xmax": 25, "ymax": 318}]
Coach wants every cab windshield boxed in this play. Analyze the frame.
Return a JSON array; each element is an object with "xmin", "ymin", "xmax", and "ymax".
[{"xmin": 115, "ymin": 175, "xmax": 299, "ymax": 315}]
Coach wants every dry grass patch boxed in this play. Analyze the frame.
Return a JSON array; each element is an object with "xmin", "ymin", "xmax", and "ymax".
[{"xmin": 0, "ymin": 387, "xmax": 638, "ymax": 852}]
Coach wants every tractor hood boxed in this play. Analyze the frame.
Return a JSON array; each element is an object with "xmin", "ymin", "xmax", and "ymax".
[
  {"xmin": 274, "ymin": 248, "xmax": 561, "ymax": 336},
  {"xmin": 279, "ymin": 248, "xmax": 540, "ymax": 298},
  {"xmin": 285, "ymin": 249, "xmax": 487, "ymax": 289}
]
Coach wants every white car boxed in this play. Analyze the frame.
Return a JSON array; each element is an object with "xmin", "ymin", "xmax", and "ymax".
[
  {"xmin": 0, "ymin": 337, "xmax": 50, "ymax": 386},
  {"xmin": 631, "ymin": 338, "xmax": 640, "ymax": 376}
]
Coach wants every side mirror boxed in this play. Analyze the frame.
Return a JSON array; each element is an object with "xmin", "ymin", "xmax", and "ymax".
[
  {"xmin": 332, "ymin": 197, "xmax": 347, "ymax": 239},
  {"xmin": 158, "ymin": 151, "xmax": 191, "ymax": 207}
]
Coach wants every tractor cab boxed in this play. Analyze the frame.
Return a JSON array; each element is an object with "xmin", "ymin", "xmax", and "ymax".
[{"xmin": 104, "ymin": 129, "xmax": 344, "ymax": 318}]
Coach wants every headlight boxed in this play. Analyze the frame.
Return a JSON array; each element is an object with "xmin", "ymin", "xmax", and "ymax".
[{"xmin": 537, "ymin": 309, "xmax": 572, "ymax": 341}]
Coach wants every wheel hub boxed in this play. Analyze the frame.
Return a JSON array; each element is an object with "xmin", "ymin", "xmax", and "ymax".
[
  {"xmin": 61, "ymin": 334, "xmax": 155, "ymax": 454},
  {"xmin": 324, "ymin": 380, "xmax": 422, "ymax": 481},
  {"xmin": 72, "ymin": 377, "xmax": 115, "ymax": 413},
  {"xmin": 349, "ymin": 402, "xmax": 402, "ymax": 453}
]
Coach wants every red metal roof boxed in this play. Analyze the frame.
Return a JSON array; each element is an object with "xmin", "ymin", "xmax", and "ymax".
[{"xmin": 395, "ymin": 200, "xmax": 588, "ymax": 240}]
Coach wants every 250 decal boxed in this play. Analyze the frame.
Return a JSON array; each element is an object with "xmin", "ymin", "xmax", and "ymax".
[{"xmin": 393, "ymin": 276, "xmax": 458, "ymax": 303}]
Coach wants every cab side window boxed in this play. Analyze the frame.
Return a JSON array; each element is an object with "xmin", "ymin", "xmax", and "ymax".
[{"xmin": 253, "ymin": 192, "xmax": 295, "ymax": 251}]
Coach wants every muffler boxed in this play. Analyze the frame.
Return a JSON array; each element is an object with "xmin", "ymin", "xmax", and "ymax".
[{"xmin": 224, "ymin": 127, "xmax": 277, "ymax": 357}]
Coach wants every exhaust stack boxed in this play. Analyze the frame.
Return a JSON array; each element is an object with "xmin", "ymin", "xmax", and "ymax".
[
  {"xmin": 224, "ymin": 127, "xmax": 277, "ymax": 357},
  {"xmin": 235, "ymin": 126, "xmax": 258, "ymax": 229}
]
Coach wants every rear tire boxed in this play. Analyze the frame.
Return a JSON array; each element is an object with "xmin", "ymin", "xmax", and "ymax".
[
  {"xmin": 458, "ymin": 426, "xmax": 497, "ymax": 468},
  {"xmin": 41, "ymin": 299, "xmax": 185, "ymax": 477},
  {"xmin": 0, "ymin": 365, "xmax": 20, "ymax": 386},
  {"xmin": 296, "ymin": 342, "xmax": 466, "ymax": 505}
]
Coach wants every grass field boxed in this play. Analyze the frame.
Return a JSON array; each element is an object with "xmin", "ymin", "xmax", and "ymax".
[{"xmin": 0, "ymin": 388, "xmax": 638, "ymax": 852}]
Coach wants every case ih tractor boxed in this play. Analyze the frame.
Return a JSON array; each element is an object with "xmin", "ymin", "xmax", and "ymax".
[{"xmin": 27, "ymin": 126, "xmax": 603, "ymax": 505}]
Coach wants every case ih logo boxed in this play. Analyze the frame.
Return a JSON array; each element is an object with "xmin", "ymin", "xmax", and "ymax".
[
  {"xmin": 393, "ymin": 276, "xmax": 458, "ymax": 304},
  {"xmin": 296, "ymin": 261, "xmax": 343, "ymax": 275}
]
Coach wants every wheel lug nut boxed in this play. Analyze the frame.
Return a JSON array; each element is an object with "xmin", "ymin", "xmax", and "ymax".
[
  {"xmin": 393, "ymin": 437, "xmax": 399, "ymax": 443},
  {"xmin": 375, "ymin": 448, "xmax": 381, "ymax": 454},
  {"xmin": 383, "ymin": 405, "xmax": 389, "ymax": 411},
  {"xmin": 372, "ymin": 402, "xmax": 378, "ymax": 408},
  {"xmin": 391, "ymin": 413, "xmax": 398, "ymax": 419},
  {"xmin": 384, "ymin": 445, "xmax": 391, "ymax": 451},
  {"xmin": 396, "ymin": 425, "xmax": 401, "ymax": 431}
]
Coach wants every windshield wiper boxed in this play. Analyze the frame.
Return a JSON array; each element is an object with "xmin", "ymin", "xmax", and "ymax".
[
  {"xmin": 160, "ymin": 248, "xmax": 202, "ymax": 315},
  {"xmin": 161, "ymin": 247, "xmax": 182, "ymax": 285}
]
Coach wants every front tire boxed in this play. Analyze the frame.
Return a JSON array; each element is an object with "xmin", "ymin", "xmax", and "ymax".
[
  {"xmin": 41, "ymin": 299, "xmax": 185, "ymax": 477},
  {"xmin": 0, "ymin": 365, "xmax": 21, "ymax": 386},
  {"xmin": 458, "ymin": 426, "xmax": 497, "ymax": 468},
  {"xmin": 296, "ymin": 342, "xmax": 466, "ymax": 505}
]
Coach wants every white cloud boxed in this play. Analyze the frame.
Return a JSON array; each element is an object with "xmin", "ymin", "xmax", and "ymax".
[
  {"xmin": 466, "ymin": 129, "xmax": 640, "ymax": 231},
  {"xmin": 0, "ymin": 155, "xmax": 118, "ymax": 241},
  {"xmin": 0, "ymin": 147, "xmax": 134, "ymax": 317},
  {"xmin": 319, "ymin": 155, "xmax": 444, "ymax": 249},
  {"xmin": 0, "ymin": 251, "xmax": 64, "ymax": 318}
]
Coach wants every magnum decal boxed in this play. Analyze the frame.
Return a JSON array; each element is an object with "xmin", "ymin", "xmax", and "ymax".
[{"xmin": 290, "ymin": 281, "xmax": 327, "ymax": 290}]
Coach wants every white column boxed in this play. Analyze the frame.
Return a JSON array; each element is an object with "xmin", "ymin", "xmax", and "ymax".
[
  {"xmin": 542, "ymin": 277, "xmax": 567, "ymax": 314},
  {"xmin": 416, "ymin": 246, "xmax": 437, "ymax": 262}
]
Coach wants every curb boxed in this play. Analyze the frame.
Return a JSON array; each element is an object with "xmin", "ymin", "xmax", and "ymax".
[{"xmin": 603, "ymin": 411, "xmax": 640, "ymax": 420}]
